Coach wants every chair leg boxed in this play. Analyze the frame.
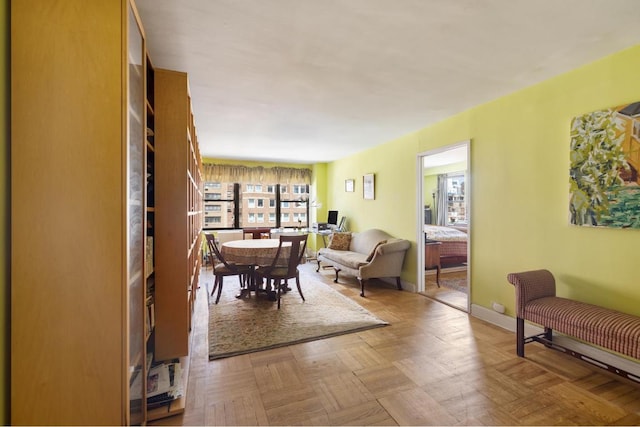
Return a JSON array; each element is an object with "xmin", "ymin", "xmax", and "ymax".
[
  {"xmin": 215, "ymin": 277, "xmax": 224, "ymax": 304},
  {"xmin": 211, "ymin": 275, "xmax": 219, "ymax": 296},
  {"xmin": 396, "ymin": 277, "xmax": 402, "ymax": 290},
  {"xmin": 358, "ymin": 278, "xmax": 365, "ymax": 297},
  {"xmin": 295, "ymin": 273, "xmax": 305, "ymax": 302},
  {"xmin": 277, "ymin": 279, "xmax": 282, "ymax": 309}
]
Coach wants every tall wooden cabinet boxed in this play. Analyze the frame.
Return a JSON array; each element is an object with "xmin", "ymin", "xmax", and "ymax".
[
  {"xmin": 154, "ymin": 69, "xmax": 203, "ymax": 361},
  {"xmin": 11, "ymin": 1, "xmax": 150, "ymax": 424}
]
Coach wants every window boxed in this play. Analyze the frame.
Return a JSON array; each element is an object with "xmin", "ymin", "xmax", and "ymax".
[
  {"xmin": 293, "ymin": 184, "xmax": 307, "ymax": 194},
  {"xmin": 205, "ymin": 216, "xmax": 221, "ymax": 224},
  {"xmin": 201, "ymin": 165, "xmax": 311, "ymax": 230},
  {"xmin": 447, "ymin": 173, "xmax": 466, "ymax": 225}
]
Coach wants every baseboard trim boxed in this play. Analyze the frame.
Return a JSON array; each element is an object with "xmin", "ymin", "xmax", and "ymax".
[
  {"xmin": 380, "ymin": 277, "xmax": 416, "ymax": 293},
  {"xmin": 470, "ymin": 304, "xmax": 640, "ymax": 377}
]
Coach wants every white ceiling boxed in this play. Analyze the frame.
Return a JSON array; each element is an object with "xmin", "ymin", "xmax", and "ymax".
[{"xmin": 136, "ymin": 0, "xmax": 640, "ymax": 164}]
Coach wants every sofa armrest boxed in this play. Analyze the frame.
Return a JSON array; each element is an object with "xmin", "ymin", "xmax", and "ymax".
[
  {"xmin": 376, "ymin": 239, "xmax": 410, "ymax": 255},
  {"xmin": 507, "ymin": 269, "xmax": 556, "ymax": 318},
  {"xmin": 359, "ymin": 239, "xmax": 410, "ymax": 280}
]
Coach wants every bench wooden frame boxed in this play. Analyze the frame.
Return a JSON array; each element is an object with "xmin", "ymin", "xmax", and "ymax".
[{"xmin": 508, "ymin": 269, "xmax": 640, "ymax": 385}]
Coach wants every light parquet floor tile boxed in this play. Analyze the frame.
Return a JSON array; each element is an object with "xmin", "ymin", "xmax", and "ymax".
[{"xmin": 148, "ymin": 263, "xmax": 640, "ymax": 426}]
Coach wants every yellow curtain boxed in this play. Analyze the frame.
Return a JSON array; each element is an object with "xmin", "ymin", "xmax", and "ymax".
[{"xmin": 202, "ymin": 164, "xmax": 311, "ymax": 184}]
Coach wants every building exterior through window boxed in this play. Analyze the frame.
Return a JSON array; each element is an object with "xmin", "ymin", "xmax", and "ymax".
[{"xmin": 203, "ymin": 181, "xmax": 309, "ymax": 230}]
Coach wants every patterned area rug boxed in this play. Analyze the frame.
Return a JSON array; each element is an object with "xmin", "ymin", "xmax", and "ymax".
[
  {"xmin": 440, "ymin": 271, "xmax": 468, "ymax": 293},
  {"xmin": 208, "ymin": 276, "xmax": 389, "ymax": 360}
]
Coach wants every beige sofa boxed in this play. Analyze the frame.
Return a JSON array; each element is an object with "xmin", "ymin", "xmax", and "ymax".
[{"xmin": 316, "ymin": 228, "xmax": 410, "ymax": 297}]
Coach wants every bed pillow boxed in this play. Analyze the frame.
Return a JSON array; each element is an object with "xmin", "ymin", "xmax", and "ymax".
[
  {"xmin": 366, "ymin": 240, "xmax": 387, "ymax": 262},
  {"xmin": 328, "ymin": 232, "xmax": 351, "ymax": 251}
]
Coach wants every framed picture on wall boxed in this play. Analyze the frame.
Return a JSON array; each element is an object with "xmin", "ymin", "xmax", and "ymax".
[
  {"xmin": 345, "ymin": 179, "xmax": 355, "ymax": 192},
  {"xmin": 363, "ymin": 173, "xmax": 375, "ymax": 200}
]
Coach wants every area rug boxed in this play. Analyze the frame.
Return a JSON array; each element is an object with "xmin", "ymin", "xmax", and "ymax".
[
  {"xmin": 208, "ymin": 276, "xmax": 389, "ymax": 360},
  {"xmin": 440, "ymin": 272, "xmax": 468, "ymax": 294}
]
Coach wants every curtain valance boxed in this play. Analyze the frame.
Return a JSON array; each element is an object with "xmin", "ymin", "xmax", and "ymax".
[{"xmin": 202, "ymin": 163, "xmax": 311, "ymax": 184}]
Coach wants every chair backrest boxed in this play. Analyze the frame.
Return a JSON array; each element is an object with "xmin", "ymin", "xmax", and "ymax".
[
  {"xmin": 205, "ymin": 233, "xmax": 233, "ymax": 269},
  {"xmin": 270, "ymin": 234, "xmax": 308, "ymax": 276}
]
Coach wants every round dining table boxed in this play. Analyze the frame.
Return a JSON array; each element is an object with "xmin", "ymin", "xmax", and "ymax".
[
  {"xmin": 221, "ymin": 238, "xmax": 290, "ymax": 266},
  {"xmin": 221, "ymin": 239, "xmax": 291, "ymax": 299}
]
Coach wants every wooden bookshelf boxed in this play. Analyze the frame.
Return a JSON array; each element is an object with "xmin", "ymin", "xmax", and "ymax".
[
  {"xmin": 153, "ymin": 69, "xmax": 202, "ymax": 418},
  {"xmin": 11, "ymin": 0, "xmax": 151, "ymax": 424}
]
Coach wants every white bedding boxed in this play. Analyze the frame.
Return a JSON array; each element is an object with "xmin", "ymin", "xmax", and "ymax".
[{"xmin": 423, "ymin": 225, "xmax": 467, "ymax": 242}]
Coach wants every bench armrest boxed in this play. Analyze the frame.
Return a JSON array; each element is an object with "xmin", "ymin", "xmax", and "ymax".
[{"xmin": 507, "ymin": 269, "xmax": 556, "ymax": 318}]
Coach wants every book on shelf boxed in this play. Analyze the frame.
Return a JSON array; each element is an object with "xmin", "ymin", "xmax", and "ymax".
[{"xmin": 146, "ymin": 360, "xmax": 184, "ymax": 407}]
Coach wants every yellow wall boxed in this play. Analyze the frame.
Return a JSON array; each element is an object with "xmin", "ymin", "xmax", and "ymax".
[
  {"xmin": 1, "ymin": 0, "xmax": 7, "ymax": 421},
  {"xmin": 327, "ymin": 44, "xmax": 640, "ymax": 317}
]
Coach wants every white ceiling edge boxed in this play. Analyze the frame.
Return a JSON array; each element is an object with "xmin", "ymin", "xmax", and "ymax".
[{"xmin": 136, "ymin": 0, "xmax": 640, "ymax": 164}]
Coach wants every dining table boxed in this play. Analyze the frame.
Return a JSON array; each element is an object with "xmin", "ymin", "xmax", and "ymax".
[{"xmin": 221, "ymin": 239, "xmax": 291, "ymax": 299}]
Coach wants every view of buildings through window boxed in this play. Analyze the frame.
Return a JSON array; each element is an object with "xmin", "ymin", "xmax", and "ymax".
[{"xmin": 203, "ymin": 181, "xmax": 309, "ymax": 229}]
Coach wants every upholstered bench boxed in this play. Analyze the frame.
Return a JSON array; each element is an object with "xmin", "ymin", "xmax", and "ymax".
[{"xmin": 507, "ymin": 269, "xmax": 640, "ymax": 383}]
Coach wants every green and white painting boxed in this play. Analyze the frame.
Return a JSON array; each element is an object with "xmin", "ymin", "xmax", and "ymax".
[{"xmin": 569, "ymin": 101, "xmax": 640, "ymax": 228}]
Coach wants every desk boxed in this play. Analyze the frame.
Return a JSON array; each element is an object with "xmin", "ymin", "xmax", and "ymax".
[
  {"xmin": 313, "ymin": 229, "xmax": 333, "ymax": 247},
  {"xmin": 221, "ymin": 239, "xmax": 291, "ymax": 299}
]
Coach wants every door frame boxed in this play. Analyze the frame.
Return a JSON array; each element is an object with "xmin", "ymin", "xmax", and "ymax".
[{"xmin": 416, "ymin": 140, "xmax": 471, "ymax": 312}]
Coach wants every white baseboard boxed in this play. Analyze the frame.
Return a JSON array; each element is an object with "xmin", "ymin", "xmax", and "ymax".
[
  {"xmin": 379, "ymin": 277, "xmax": 416, "ymax": 293},
  {"xmin": 470, "ymin": 304, "xmax": 640, "ymax": 377}
]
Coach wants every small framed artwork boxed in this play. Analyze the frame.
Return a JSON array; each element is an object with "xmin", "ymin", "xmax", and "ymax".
[
  {"xmin": 363, "ymin": 173, "xmax": 375, "ymax": 200},
  {"xmin": 345, "ymin": 179, "xmax": 355, "ymax": 192}
]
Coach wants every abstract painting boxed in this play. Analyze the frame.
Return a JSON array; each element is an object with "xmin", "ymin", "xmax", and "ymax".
[{"xmin": 569, "ymin": 101, "xmax": 640, "ymax": 228}]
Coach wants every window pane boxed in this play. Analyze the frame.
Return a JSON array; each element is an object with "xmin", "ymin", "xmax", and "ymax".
[
  {"xmin": 203, "ymin": 200, "xmax": 235, "ymax": 228},
  {"xmin": 255, "ymin": 184, "xmax": 262, "ymax": 192}
]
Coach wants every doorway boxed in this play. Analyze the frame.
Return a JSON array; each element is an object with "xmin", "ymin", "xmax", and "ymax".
[{"xmin": 417, "ymin": 141, "xmax": 470, "ymax": 312}]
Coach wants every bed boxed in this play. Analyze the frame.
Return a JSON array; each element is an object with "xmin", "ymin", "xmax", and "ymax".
[{"xmin": 423, "ymin": 225, "xmax": 468, "ymax": 267}]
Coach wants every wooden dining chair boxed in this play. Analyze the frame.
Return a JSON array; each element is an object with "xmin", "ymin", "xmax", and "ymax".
[
  {"xmin": 205, "ymin": 233, "xmax": 253, "ymax": 304},
  {"xmin": 255, "ymin": 234, "xmax": 308, "ymax": 309}
]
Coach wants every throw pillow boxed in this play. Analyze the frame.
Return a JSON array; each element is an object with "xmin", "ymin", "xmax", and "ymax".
[
  {"xmin": 328, "ymin": 232, "xmax": 351, "ymax": 251},
  {"xmin": 366, "ymin": 240, "xmax": 387, "ymax": 262}
]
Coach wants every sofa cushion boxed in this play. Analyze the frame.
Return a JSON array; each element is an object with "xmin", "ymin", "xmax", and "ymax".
[
  {"xmin": 328, "ymin": 232, "xmax": 351, "ymax": 250},
  {"xmin": 319, "ymin": 248, "xmax": 368, "ymax": 270},
  {"xmin": 366, "ymin": 240, "xmax": 387, "ymax": 262}
]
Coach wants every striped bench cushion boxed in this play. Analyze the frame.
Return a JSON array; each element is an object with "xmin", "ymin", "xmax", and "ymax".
[{"xmin": 525, "ymin": 296, "xmax": 640, "ymax": 360}]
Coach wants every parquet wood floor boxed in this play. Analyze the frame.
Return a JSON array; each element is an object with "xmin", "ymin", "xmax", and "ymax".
[{"xmin": 149, "ymin": 263, "xmax": 640, "ymax": 426}]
